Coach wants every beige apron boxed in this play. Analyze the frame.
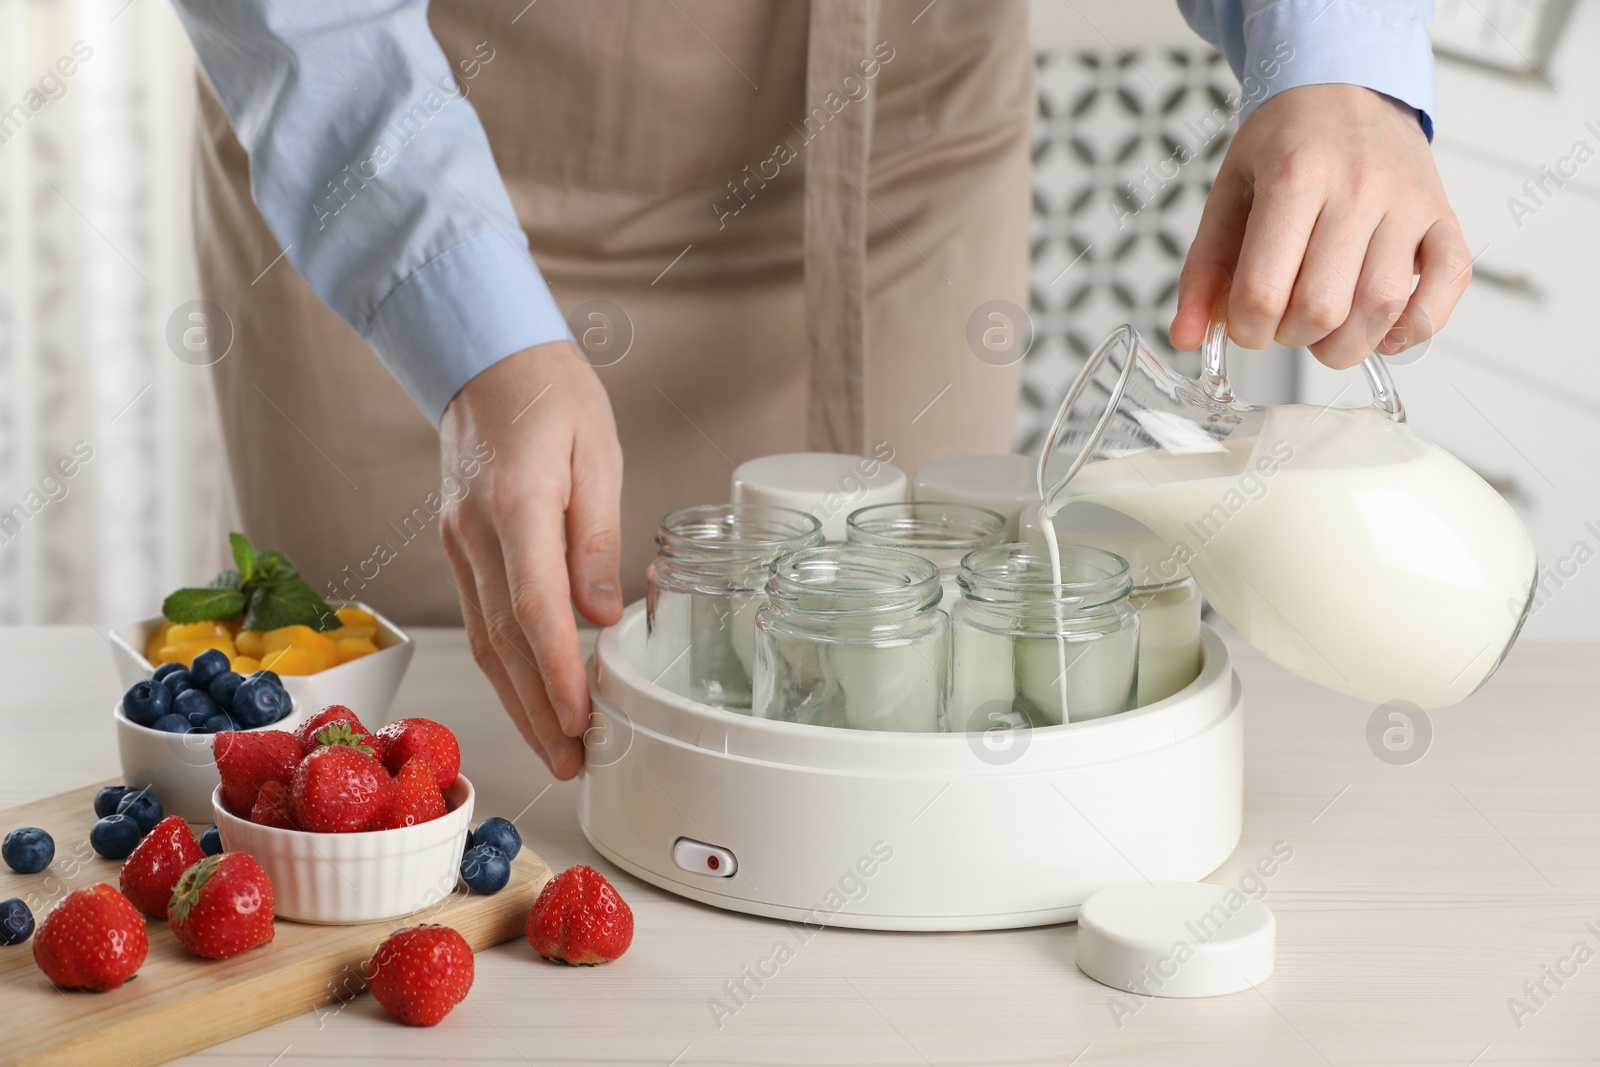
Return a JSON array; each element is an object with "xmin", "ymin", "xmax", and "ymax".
[{"xmin": 192, "ymin": 0, "xmax": 1034, "ymax": 622}]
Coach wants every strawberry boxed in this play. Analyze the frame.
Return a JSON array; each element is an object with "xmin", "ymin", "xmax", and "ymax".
[
  {"xmin": 167, "ymin": 853, "xmax": 275, "ymax": 959},
  {"xmin": 32, "ymin": 884, "xmax": 148, "ymax": 991},
  {"xmin": 376, "ymin": 718, "xmax": 460, "ymax": 793},
  {"xmin": 250, "ymin": 779, "xmax": 299, "ymax": 830},
  {"xmin": 294, "ymin": 705, "xmax": 382, "ymax": 757},
  {"xmin": 365, "ymin": 924, "xmax": 475, "ymax": 1026},
  {"xmin": 525, "ymin": 865, "xmax": 633, "ymax": 965},
  {"xmin": 372, "ymin": 756, "xmax": 447, "ymax": 830},
  {"xmin": 119, "ymin": 816, "xmax": 206, "ymax": 917},
  {"xmin": 214, "ymin": 728, "xmax": 306, "ymax": 815},
  {"xmin": 289, "ymin": 728, "xmax": 395, "ymax": 832}
]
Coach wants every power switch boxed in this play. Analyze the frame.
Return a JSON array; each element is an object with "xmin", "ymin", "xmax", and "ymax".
[{"xmin": 672, "ymin": 837, "xmax": 737, "ymax": 879}]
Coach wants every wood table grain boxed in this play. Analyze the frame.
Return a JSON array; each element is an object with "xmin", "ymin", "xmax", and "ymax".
[{"xmin": 3, "ymin": 624, "xmax": 1597, "ymax": 1066}]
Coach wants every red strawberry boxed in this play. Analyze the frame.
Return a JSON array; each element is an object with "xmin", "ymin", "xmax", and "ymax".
[
  {"xmin": 376, "ymin": 718, "xmax": 460, "ymax": 793},
  {"xmin": 366, "ymin": 924, "xmax": 475, "ymax": 1026},
  {"xmin": 294, "ymin": 705, "xmax": 382, "ymax": 756},
  {"xmin": 215, "ymin": 728, "xmax": 306, "ymax": 815},
  {"xmin": 33, "ymin": 884, "xmax": 148, "ymax": 991},
  {"xmin": 525, "ymin": 865, "xmax": 633, "ymax": 965},
  {"xmin": 289, "ymin": 729, "xmax": 395, "ymax": 832},
  {"xmin": 167, "ymin": 853, "xmax": 275, "ymax": 959},
  {"xmin": 120, "ymin": 815, "xmax": 206, "ymax": 917},
  {"xmin": 373, "ymin": 756, "xmax": 447, "ymax": 830},
  {"xmin": 250, "ymin": 779, "xmax": 298, "ymax": 829}
]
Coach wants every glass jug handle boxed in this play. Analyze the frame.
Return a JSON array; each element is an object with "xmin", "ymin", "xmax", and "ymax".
[{"xmin": 1202, "ymin": 285, "xmax": 1406, "ymax": 423}]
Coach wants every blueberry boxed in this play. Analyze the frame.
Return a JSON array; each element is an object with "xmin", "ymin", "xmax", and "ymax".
[
  {"xmin": 252, "ymin": 670, "xmax": 283, "ymax": 688},
  {"xmin": 121, "ymin": 680, "xmax": 172, "ymax": 728},
  {"xmin": 150, "ymin": 713, "xmax": 191, "ymax": 734},
  {"xmin": 160, "ymin": 669, "xmax": 195, "ymax": 697},
  {"xmin": 203, "ymin": 713, "xmax": 236, "ymax": 734},
  {"xmin": 199, "ymin": 825, "xmax": 223, "ymax": 856},
  {"xmin": 208, "ymin": 671, "xmax": 244, "ymax": 709},
  {"xmin": 233, "ymin": 675, "xmax": 290, "ymax": 728},
  {"xmin": 189, "ymin": 648, "xmax": 231, "ymax": 688},
  {"xmin": 151, "ymin": 661, "xmax": 185, "ymax": 683},
  {"xmin": 93, "ymin": 785, "xmax": 131, "ymax": 819},
  {"xmin": 175, "ymin": 688, "xmax": 219, "ymax": 723},
  {"xmin": 89, "ymin": 815, "xmax": 142, "ymax": 859},
  {"xmin": 460, "ymin": 844, "xmax": 510, "ymax": 894},
  {"xmin": 471, "ymin": 817, "xmax": 521, "ymax": 860},
  {"xmin": 2, "ymin": 828, "xmax": 54, "ymax": 874},
  {"xmin": 0, "ymin": 898, "xmax": 34, "ymax": 946},
  {"xmin": 114, "ymin": 790, "xmax": 163, "ymax": 835}
]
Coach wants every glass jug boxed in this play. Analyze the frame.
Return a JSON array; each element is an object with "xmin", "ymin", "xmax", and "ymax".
[{"xmin": 1037, "ymin": 294, "xmax": 1538, "ymax": 709}]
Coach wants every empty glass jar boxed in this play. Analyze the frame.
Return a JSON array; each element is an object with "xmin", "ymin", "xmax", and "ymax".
[
  {"xmin": 752, "ymin": 545, "xmax": 949, "ymax": 732},
  {"xmin": 646, "ymin": 504, "xmax": 824, "ymax": 709},
  {"xmin": 845, "ymin": 501, "xmax": 1008, "ymax": 605},
  {"xmin": 950, "ymin": 543, "xmax": 1139, "ymax": 731}
]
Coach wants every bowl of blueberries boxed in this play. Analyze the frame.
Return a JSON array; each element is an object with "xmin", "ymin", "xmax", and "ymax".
[{"xmin": 114, "ymin": 649, "xmax": 304, "ymax": 822}]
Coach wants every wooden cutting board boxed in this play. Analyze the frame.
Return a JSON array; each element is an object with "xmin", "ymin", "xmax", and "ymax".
[{"xmin": 0, "ymin": 781, "xmax": 552, "ymax": 1067}]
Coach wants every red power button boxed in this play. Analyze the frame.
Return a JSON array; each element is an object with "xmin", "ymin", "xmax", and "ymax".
[{"xmin": 672, "ymin": 837, "xmax": 737, "ymax": 878}]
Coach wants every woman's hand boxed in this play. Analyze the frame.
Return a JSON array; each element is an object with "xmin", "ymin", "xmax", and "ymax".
[
  {"xmin": 439, "ymin": 341, "xmax": 624, "ymax": 779},
  {"xmin": 1171, "ymin": 84, "xmax": 1472, "ymax": 368}
]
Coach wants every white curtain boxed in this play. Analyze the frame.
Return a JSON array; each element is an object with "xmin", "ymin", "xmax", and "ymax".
[{"xmin": 0, "ymin": 0, "xmax": 227, "ymax": 627}]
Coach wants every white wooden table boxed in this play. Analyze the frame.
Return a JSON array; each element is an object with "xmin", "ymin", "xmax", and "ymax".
[{"xmin": 5, "ymin": 625, "xmax": 1598, "ymax": 1066}]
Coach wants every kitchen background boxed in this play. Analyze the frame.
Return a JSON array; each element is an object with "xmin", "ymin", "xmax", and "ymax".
[{"xmin": 0, "ymin": 0, "xmax": 1594, "ymax": 639}]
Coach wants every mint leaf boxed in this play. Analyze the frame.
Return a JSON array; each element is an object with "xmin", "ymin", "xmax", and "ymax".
[
  {"xmin": 163, "ymin": 587, "xmax": 248, "ymax": 624},
  {"xmin": 229, "ymin": 532, "xmax": 256, "ymax": 584},
  {"xmin": 241, "ymin": 577, "xmax": 338, "ymax": 632},
  {"xmin": 207, "ymin": 569, "xmax": 242, "ymax": 591},
  {"xmin": 254, "ymin": 547, "xmax": 298, "ymax": 582}
]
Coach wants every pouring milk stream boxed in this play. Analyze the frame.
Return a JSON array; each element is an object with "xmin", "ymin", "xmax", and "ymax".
[{"xmin": 1037, "ymin": 296, "xmax": 1537, "ymax": 709}]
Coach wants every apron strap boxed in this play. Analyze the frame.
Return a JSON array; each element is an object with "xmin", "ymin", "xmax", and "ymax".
[{"xmin": 804, "ymin": 0, "xmax": 880, "ymax": 454}]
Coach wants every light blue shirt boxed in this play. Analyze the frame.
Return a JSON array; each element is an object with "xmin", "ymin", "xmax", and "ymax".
[{"xmin": 170, "ymin": 1, "xmax": 1438, "ymax": 425}]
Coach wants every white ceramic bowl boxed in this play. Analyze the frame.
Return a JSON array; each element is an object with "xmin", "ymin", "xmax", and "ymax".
[
  {"xmin": 108, "ymin": 601, "xmax": 415, "ymax": 728},
  {"xmin": 212, "ymin": 776, "xmax": 474, "ymax": 924},
  {"xmin": 113, "ymin": 699, "xmax": 312, "ymax": 822}
]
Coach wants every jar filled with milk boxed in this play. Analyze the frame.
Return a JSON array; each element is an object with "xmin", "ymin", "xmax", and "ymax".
[
  {"xmin": 752, "ymin": 545, "xmax": 949, "ymax": 731},
  {"xmin": 950, "ymin": 543, "xmax": 1139, "ymax": 729},
  {"xmin": 1021, "ymin": 502, "xmax": 1202, "ymax": 705},
  {"xmin": 646, "ymin": 504, "xmax": 824, "ymax": 709},
  {"xmin": 845, "ymin": 501, "xmax": 1008, "ymax": 605}
]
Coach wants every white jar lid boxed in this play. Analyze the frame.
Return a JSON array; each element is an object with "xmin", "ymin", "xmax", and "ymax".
[
  {"xmin": 1076, "ymin": 881, "xmax": 1275, "ymax": 998},
  {"xmin": 732, "ymin": 453, "xmax": 907, "ymax": 542}
]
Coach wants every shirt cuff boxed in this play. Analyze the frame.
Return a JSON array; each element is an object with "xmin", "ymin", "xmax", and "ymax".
[
  {"xmin": 1236, "ymin": 0, "xmax": 1437, "ymax": 138},
  {"xmin": 365, "ymin": 233, "xmax": 574, "ymax": 425}
]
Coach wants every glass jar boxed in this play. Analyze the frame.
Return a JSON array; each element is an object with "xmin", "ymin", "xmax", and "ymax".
[
  {"xmin": 845, "ymin": 501, "xmax": 1008, "ymax": 606},
  {"xmin": 646, "ymin": 504, "xmax": 824, "ymax": 710},
  {"xmin": 752, "ymin": 546, "xmax": 949, "ymax": 732},
  {"xmin": 1021, "ymin": 501, "xmax": 1202, "ymax": 705},
  {"xmin": 951, "ymin": 543, "xmax": 1139, "ymax": 730}
]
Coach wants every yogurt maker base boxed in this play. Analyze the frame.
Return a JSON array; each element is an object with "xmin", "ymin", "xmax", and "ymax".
[{"xmin": 581, "ymin": 602, "xmax": 1242, "ymax": 931}]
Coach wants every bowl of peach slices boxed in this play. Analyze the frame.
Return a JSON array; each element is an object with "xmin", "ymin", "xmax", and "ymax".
[{"xmin": 110, "ymin": 532, "xmax": 415, "ymax": 725}]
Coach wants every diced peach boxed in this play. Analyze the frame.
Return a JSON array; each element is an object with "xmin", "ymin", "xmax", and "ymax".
[
  {"xmin": 235, "ymin": 630, "xmax": 265, "ymax": 658},
  {"xmin": 260, "ymin": 647, "xmax": 323, "ymax": 676},
  {"xmin": 335, "ymin": 637, "xmax": 379, "ymax": 664},
  {"xmin": 166, "ymin": 621, "xmax": 230, "ymax": 645},
  {"xmin": 336, "ymin": 606, "xmax": 378, "ymax": 629},
  {"xmin": 167, "ymin": 637, "xmax": 237, "ymax": 667},
  {"xmin": 327, "ymin": 624, "xmax": 377, "ymax": 643},
  {"xmin": 231, "ymin": 655, "xmax": 262, "ymax": 674},
  {"xmin": 145, "ymin": 620, "xmax": 172, "ymax": 663}
]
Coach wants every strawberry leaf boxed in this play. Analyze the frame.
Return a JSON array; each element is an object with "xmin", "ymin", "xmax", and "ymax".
[
  {"xmin": 168, "ymin": 854, "xmax": 221, "ymax": 924},
  {"xmin": 314, "ymin": 722, "xmax": 375, "ymax": 755}
]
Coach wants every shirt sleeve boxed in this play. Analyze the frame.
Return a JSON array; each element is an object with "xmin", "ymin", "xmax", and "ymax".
[
  {"xmin": 1177, "ymin": 0, "xmax": 1437, "ymax": 138},
  {"xmin": 169, "ymin": 0, "xmax": 573, "ymax": 425}
]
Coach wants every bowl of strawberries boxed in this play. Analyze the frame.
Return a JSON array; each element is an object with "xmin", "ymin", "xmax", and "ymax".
[{"xmin": 210, "ymin": 705, "xmax": 472, "ymax": 924}]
